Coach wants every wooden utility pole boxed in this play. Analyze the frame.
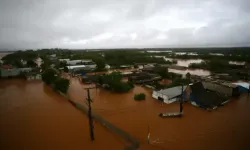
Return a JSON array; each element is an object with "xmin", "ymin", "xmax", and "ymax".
[
  {"xmin": 180, "ymin": 85, "xmax": 183, "ymax": 113},
  {"xmin": 147, "ymin": 125, "xmax": 150, "ymax": 144},
  {"xmin": 85, "ymin": 87, "xmax": 95, "ymax": 141}
]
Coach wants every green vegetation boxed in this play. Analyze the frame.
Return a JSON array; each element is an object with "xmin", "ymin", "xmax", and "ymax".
[
  {"xmin": 41, "ymin": 68, "xmax": 70, "ymax": 94},
  {"xmin": 188, "ymin": 58, "xmax": 240, "ymax": 73},
  {"xmin": 153, "ymin": 67, "xmax": 169, "ymax": 78},
  {"xmin": 134, "ymin": 93, "xmax": 146, "ymax": 101},
  {"xmin": 92, "ymin": 57, "xmax": 106, "ymax": 71},
  {"xmin": 186, "ymin": 72, "xmax": 191, "ymax": 79},
  {"xmin": 54, "ymin": 77, "xmax": 70, "ymax": 94},
  {"xmin": 98, "ymin": 72, "xmax": 134, "ymax": 93},
  {"xmin": 41, "ymin": 68, "xmax": 59, "ymax": 84},
  {"xmin": 26, "ymin": 60, "xmax": 37, "ymax": 68}
]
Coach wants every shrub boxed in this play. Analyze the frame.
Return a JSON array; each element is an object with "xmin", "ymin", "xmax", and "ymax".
[
  {"xmin": 134, "ymin": 93, "xmax": 146, "ymax": 101},
  {"xmin": 54, "ymin": 77, "xmax": 70, "ymax": 94}
]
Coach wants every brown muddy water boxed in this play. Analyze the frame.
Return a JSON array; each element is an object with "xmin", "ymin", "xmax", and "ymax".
[
  {"xmin": 69, "ymin": 77, "xmax": 250, "ymax": 150},
  {"xmin": 0, "ymin": 79, "xmax": 126, "ymax": 150}
]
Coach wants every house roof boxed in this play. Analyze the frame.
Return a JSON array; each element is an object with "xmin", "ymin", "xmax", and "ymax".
[
  {"xmin": 190, "ymin": 82, "xmax": 224, "ymax": 108},
  {"xmin": 155, "ymin": 86, "xmax": 187, "ymax": 99},
  {"xmin": 67, "ymin": 65, "xmax": 86, "ymax": 69},
  {"xmin": 232, "ymin": 82, "xmax": 250, "ymax": 90}
]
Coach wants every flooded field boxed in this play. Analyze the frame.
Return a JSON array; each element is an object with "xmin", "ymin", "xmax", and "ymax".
[
  {"xmin": 0, "ymin": 53, "xmax": 11, "ymax": 59},
  {"xmin": 168, "ymin": 68, "xmax": 211, "ymax": 76},
  {"xmin": 164, "ymin": 58, "xmax": 203, "ymax": 67},
  {"xmin": 68, "ymin": 77, "xmax": 250, "ymax": 150},
  {"xmin": 0, "ymin": 79, "xmax": 126, "ymax": 150}
]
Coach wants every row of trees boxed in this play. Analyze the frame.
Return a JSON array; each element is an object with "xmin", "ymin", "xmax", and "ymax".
[
  {"xmin": 188, "ymin": 58, "xmax": 243, "ymax": 72},
  {"xmin": 97, "ymin": 72, "xmax": 134, "ymax": 93},
  {"xmin": 41, "ymin": 68, "xmax": 70, "ymax": 94}
]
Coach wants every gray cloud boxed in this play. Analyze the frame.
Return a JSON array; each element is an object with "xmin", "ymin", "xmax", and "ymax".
[{"xmin": 0, "ymin": 0, "xmax": 250, "ymax": 50}]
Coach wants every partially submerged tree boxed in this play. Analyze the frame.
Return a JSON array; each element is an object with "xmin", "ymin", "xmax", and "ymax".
[
  {"xmin": 41, "ymin": 68, "xmax": 59, "ymax": 85},
  {"xmin": 54, "ymin": 77, "xmax": 70, "ymax": 94},
  {"xmin": 186, "ymin": 72, "xmax": 191, "ymax": 79},
  {"xmin": 98, "ymin": 72, "xmax": 134, "ymax": 92},
  {"xmin": 93, "ymin": 57, "xmax": 106, "ymax": 71},
  {"xmin": 134, "ymin": 93, "xmax": 146, "ymax": 101},
  {"xmin": 26, "ymin": 60, "xmax": 37, "ymax": 68}
]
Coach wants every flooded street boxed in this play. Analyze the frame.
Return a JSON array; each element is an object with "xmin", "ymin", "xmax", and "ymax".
[
  {"xmin": 0, "ymin": 79, "xmax": 126, "ymax": 150},
  {"xmin": 69, "ymin": 78, "xmax": 250, "ymax": 150}
]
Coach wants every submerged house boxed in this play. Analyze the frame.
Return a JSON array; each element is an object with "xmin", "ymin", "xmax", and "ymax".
[
  {"xmin": 232, "ymin": 82, "xmax": 250, "ymax": 92},
  {"xmin": 189, "ymin": 82, "xmax": 227, "ymax": 109},
  {"xmin": 152, "ymin": 86, "xmax": 187, "ymax": 104},
  {"xmin": 202, "ymin": 80, "xmax": 240, "ymax": 97},
  {"xmin": 128, "ymin": 72, "xmax": 161, "ymax": 84},
  {"xmin": 0, "ymin": 66, "xmax": 32, "ymax": 78},
  {"xmin": 26, "ymin": 73, "xmax": 42, "ymax": 80}
]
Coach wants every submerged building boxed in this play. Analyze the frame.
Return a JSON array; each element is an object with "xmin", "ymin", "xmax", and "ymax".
[
  {"xmin": 152, "ymin": 86, "xmax": 187, "ymax": 104},
  {"xmin": 202, "ymin": 80, "xmax": 240, "ymax": 97},
  {"xmin": 189, "ymin": 82, "xmax": 228, "ymax": 109}
]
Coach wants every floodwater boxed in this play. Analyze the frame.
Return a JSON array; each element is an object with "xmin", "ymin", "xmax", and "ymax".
[
  {"xmin": 163, "ymin": 57, "xmax": 203, "ymax": 67},
  {"xmin": 68, "ymin": 77, "xmax": 250, "ymax": 150},
  {"xmin": 168, "ymin": 68, "xmax": 211, "ymax": 76},
  {"xmin": 0, "ymin": 79, "xmax": 126, "ymax": 150},
  {"xmin": 229, "ymin": 61, "xmax": 245, "ymax": 65},
  {"xmin": 0, "ymin": 53, "xmax": 10, "ymax": 59}
]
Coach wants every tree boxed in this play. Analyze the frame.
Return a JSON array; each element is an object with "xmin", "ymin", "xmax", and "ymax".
[
  {"xmin": 186, "ymin": 72, "xmax": 191, "ymax": 79},
  {"xmin": 134, "ymin": 64, "xmax": 139, "ymax": 68},
  {"xmin": 153, "ymin": 67, "xmax": 169, "ymax": 78},
  {"xmin": 42, "ymin": 68, "xmax": 58, "ymax": 84},
  {"xmin": 40, "ymin": 58, "xmax": 52, "ymax": 70},
  {"xmin": 54, "ymin": 77, "xmax": 70, "ymax": 94},
  {"xmin": 63, "ymin": 66, "xmax": 69, "ymax": 72},
  {"xmin": 93, "ymin": 58, "xmax": 105, "ymax": 71},
  {"xmin": 98, "ymin": 72, "xmax": 134, "ymax": 93},
  {"xmin": 134, "ymin": 93, "xmax": 146, "ymax": 101},
  {"xmin": 13, "ymin": 60, "xmax": 24, "ymax": 68},
  {"xmin": 27, "ymin": 60, "xmax": 37, "ymax": 68}
]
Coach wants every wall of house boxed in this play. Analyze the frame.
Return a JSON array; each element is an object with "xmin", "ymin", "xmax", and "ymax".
[
  {"xmin": 152, "ymin": 91, "xmax": 170, "ymax": 104},
  {"xmin": 27, "ymin": 74, "xmax": 42, "ymax": 80},
  {"xmin": 1, "ymin": 69, "xmax": 20, "ymax": 77}
]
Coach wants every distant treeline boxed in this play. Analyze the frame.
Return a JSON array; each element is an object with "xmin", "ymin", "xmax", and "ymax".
[{"xmin": 2, "ymin": 47, "xmax": 250, "ymax": 69}]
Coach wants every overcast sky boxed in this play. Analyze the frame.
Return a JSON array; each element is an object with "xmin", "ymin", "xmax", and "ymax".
[{"xmin": 0, "ymin": 0, "xmax": 250, "ymax": 50}]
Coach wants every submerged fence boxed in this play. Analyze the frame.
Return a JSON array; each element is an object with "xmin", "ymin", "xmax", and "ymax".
[{"xmin": 62, "ymin": 93, "xmax": 140, "ymax": 150}]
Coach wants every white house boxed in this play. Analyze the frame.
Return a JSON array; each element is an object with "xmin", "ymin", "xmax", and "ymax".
[
  {"xmin": 59, "ymin": 59, "xmax": 70, "ymax": 62},
  {"xmin": 35, "ymin": 57, "xmax": 43, "ymax": 67},
  {"xmin": 67, "ymin": 64, "xmax": 96, "ymax": 72},
  {"xmin": 152, "ymin": 86, "xmax": 187, "ymax": 104}
]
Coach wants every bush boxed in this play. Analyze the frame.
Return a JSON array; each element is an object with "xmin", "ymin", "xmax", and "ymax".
[
  {"xmin": 54, "ymin": 77, "xmax": 70, "ymax": 94},
  {"xmin": 134, "ymin": 93, "xmax": 146, "ymax": 101}
]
